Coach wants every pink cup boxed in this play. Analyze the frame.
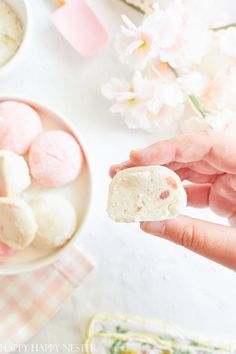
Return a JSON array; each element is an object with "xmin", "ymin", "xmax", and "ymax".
[{"xmin": 51, "ymin": 0, "xmax": 109, "ymax": 57}]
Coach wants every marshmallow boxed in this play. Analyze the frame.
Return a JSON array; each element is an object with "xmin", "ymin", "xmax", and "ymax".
[
  {"xmin": 0, "ymin": 150, "xmax": 31, "ymax": 197},
  {"xmin": 31, "ymin": 194, "xmax": 77, "ymax": 249},
  {"xmin": 107, "ymin": 166, "xmax": 187, "ymax": 222},
  {"xmin": 0, "ymin": 198, "xmax": 38, "ymax": 250},
  {"xmin": 0, "ymin": 101, "xmax": 42, "ymax": 154},
  {"xmin": 29, "ymin": 130, "xmax": 82, "ymax": 187}
]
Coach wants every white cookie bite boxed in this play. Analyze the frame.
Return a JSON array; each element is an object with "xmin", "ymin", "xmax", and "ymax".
[
  {"xmin": 107, "ymin": 166, "xmax": 187, "ymax": 222},
  {"xmin": 0, "ymin": 150, "xmax": 31, "ymax": 197},
  {"xmin": 30, "ymin": 194, "xmax": 77, "ymax": 249},
  {"xmin": 0, "ymin": 198, "xmax": 38, "ymax": 250}
]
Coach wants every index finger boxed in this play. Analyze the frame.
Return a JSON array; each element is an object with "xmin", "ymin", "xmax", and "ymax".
[
  {"xmin": 131, "ymin": 130, "xmax": 213, "ymax": 165},
  {"xmin": 110, "ymin": 130, "xmax": 214, "ymax": 177},
  {"xmin": 111, "ymin": 127, "xmax": 236, "ymax": 177},
  {"xmin": 132, "ymin": 127, "xmax": 236, "ymax": 173}
]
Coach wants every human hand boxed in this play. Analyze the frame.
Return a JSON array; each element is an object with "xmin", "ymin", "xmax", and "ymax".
[{"xmin": 110, "ymin": 127, "xmax": 236, "ymax": 270}]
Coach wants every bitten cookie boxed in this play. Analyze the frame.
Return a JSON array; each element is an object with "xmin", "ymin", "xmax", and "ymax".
[
  {"xmin": 0, "ymin": 198, "xmax": 38, "ymax": 250},
  {"xmin": 107, "ymin": 166, "xmax": 187, "ymax": 222}
]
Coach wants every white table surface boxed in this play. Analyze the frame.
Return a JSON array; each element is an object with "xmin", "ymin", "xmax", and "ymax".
[{"xmin": 1, "ymin": 0, "xmax": 236, "ymax": 350}]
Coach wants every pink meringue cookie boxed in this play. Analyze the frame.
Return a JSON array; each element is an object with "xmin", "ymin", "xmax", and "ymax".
[
  {"xmin": 29, "ymin": 130, "xmax": 83, "ymax": 187},
  {"xmin": 0, "ymin": 242, "xmax": 16, "ymax": 257},
  {"xmin": 0, "ymin": 101, "xmax": 42, "ymax": 155}
]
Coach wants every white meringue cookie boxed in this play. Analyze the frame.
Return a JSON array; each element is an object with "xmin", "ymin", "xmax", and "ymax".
[
  {"xmin": 0, "ymin": 197, "xmax": 38, "ymax": 250},
  {"xmin": 0, "ymin": 150, "xmax": 31, "ymax": 197},
  {"xmin": 31, "ymin": 194, "xmax": 77, "ymax": 249},
  {"xmin": 107, "ymin": 166, "xmax": 187, "ymax": 222}
]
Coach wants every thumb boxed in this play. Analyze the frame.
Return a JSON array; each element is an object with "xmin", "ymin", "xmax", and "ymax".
[{"xmin": 141, "ymin": 216, "xmax": 236, "ymax": 270}]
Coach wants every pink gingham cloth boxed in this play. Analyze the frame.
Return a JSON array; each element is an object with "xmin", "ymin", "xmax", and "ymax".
[{"xmin": 0, "ymin": 245, "xmax": 94, "ymax": 348}]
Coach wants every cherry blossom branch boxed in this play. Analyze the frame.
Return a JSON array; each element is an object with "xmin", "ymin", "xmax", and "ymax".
[
  {"xmin": 102, "ymin": 1, "xmax": 236, "ymax": 133},
  {"xmin": 213, "ymin": 22, "xmax": 236, "ymax": 31}
]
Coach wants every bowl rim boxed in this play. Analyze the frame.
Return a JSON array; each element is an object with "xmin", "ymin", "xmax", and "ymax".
[
  {"xmin": 0, "ymin": 0, "xmax": 33, "ymax": 77},
  {"xmin": 0, "ymin": 96, "xmax": 93, "ymax": 275}
]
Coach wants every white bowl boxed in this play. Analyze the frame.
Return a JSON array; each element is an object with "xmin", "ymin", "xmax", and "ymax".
[
  {"xmin": 0, "ymin": 0, "xmax": 32, "ymax": 76},
  {"xmin": 0, "ymin": 97, "xmax": 92, "ymax": 275}
]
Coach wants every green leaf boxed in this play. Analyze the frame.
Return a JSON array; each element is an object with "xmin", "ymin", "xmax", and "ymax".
[
  {"xmin": 98, "ymin": 325, "xmax": 108, "ymax": 334},
  {"xmin": 115, "ymin": 325, "xmax": 129, "ymax": 334},
  {"xmin": 141, "ymin": 342, "xmax": 155, "ymax": 349},
  {"xmin": 109, "ymin": 339, "xmax": 127, "ymax": 354},
  {"xmin": 172, "ymin": 350, "xmax": 192, "ymax": 354}
]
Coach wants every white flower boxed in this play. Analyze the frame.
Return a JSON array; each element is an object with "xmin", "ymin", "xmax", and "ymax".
[
  {"xmin": 181, "ymin": 115, "xmax": 209, "ymax": 134},
  {"xmin": 177, "ymin": 71, "xmax": 209, "ymax": 97},
  {"xmin": 101, "ymin": 71, "xmax": 155, "ymax": 120},
  {"xmin": 157, "ymin": 82, "xmax": 184, "ymax": 107},
  {"xmin": 159, "ymin": 23, "xmax": 211, "ymax": 70},
  {"xmin": 148, "ymin": 0, "xmax": 212, "ymax": 70},
  {"xmin": 181, "ymin": 110, "xmax": 235, "ymax": 134},
  {"xmin": 205, "ymin": 110, "xmax": 235, "ymax": 131},
  {"xmin": 143, "ymin": 79, "xmax": 184, "ymax": 127},
  {"xmin": 115, "ymin": 15, "xmax": 158, "ymax": 69},
  {"xmin": 102, "ymin": 70, "xmax": 185, "ymax": 132},
  {"xmin": 219, "ymin": 27, "xmax": 236, "ymax": 57},
  {"xmin": 147, "ymin": 2, "xmax": 182, "ymax": 49},
  {"xmin": 146, "ymin": 59, "xmax": 176, "ymax": 81},
  {"xmin": 199, "ymin": 64, "xmax": 236, "ymax": 112},
  {"xmin": 144, "ymin": 61, "xmax": 185, "ymax": 107},
  {"xmin": 137, "ymin": 104, "xmax": 184, "ymax": 133},
  {"xmin": 185, "ymin": 0, "xmax": 231, "ymax": 28}
]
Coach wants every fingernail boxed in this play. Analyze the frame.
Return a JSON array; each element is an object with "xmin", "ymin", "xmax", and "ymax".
[{"xmin": 141, "ymin": 221, "xmax": 164, "ymax": 234}]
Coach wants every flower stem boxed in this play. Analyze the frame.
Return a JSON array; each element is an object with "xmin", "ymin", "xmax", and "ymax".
[
  {"xmin": 167, "ymin": 63, "xmax": 178, "ymax": 77},
  {"xmin": 119, "ymin": 0, "xmax": 145, "ymax": 14},
  {"xmin": 213, "ymin": 22, "xmax": 236, "ymax": 31},
  {"xmin": 188, "ymin": 95, "xmax": 206, "ymax": 119}
]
